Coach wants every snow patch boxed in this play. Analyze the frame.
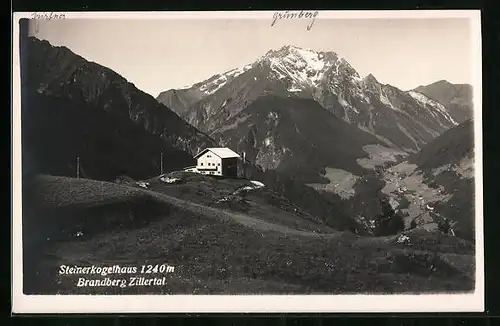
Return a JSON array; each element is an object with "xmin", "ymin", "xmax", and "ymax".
[
  {"xmin": 288, "ymin": 85, "xmax": 303, "ymax": 92},
  {"xmin": 379, "ymin": 90, "xmax": 398, "ymax": 110},
  {"xmin": 294, "ymin": 47, "xmax": 326, "ymax": 71},
  {"xmin": 215, "ymin": 196, "xmax": 230, "ymax": 203},
  {"xmin": 408, "ymin": 91, "xmax": 458, "ymax": 126},
  {"xmin": 196, "ymin": 63, "xmax": 253, "ymax": 95},
  {"xmin": 250, "ymin": 180, "xmax": 265, "ymax": 188},
  {"xmin": 160, "ymin": 176, "xmax": 181, "ymax": 184},
  {"xmin": 396, "ymin": 234, "xmax": 411, "ymax": 244},
  {"xmin": 265, "ymin": 46, "xmax": 341, "ymax": 90},
  {"xmin": 136, "ymin": 181, "xmax": 149, "ymax": 188}
]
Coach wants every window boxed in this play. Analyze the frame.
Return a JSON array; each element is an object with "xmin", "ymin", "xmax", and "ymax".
[
  {"xmin": 200, "ymin": 163, "xmax": 203, "ymax": 166},
  {"xmin": 207, "ymin": 155, "xmax": 211, "ymax": 158},
  {"xmin": 218, "ymin": 163, "xmax": 220, "ymax": 166}
]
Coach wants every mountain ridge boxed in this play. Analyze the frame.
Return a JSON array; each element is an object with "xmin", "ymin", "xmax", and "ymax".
[
  {"xmin": 24, "ymin": 36, "xmax": 216, "ymax": 157},
  {"xmin": 157, "ymin": 45, "xmax": 459, "ymax": 154},
  {"xmin": 413, "ymin": 80, "xmax": 473, "ymax": 123}
]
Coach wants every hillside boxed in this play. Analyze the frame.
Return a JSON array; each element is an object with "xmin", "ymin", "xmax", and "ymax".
[
  {"xmin": 156, "ymin": 88, "xmax": 205, "ymax": 118},
  {"xmin": 414, "ymin": 80, "xmax": 473, "ymax": 123},
  {"xmin": 21, "ymin": 36, "xmax": 215, "ymax": 156},
  {"xmin": 23, "ymin": 174, "xmax": 475, "ymax": 295},
  {"xmin": 410, "ymin": 120, "xmax": 475, "ymax": 241},
  {"xmin": 22, "ymin": 92, "xmax": 195, "ymax": 181},
  {"xmin": 211, "ymin": 95, "xmax": 384, "ymax": 182},
  {"xmin": 147, "ymin": 171, "xmax": 363, "ymax": 232},
  {"xmin": 409, "ymin": 119, "xmax": 474, "ymax": 171}
]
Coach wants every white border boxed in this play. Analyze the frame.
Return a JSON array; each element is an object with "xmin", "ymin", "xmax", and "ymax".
[{"xmin": 11, "ymin": 10, "xmax": 484, "ymax": 314}]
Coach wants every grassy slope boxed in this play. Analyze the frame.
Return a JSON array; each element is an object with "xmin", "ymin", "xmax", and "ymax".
[
  {"xmin": 23, "ymin": 175, "xmax": 475, "ymax": 295},
  {"xmin": 144, "ymin": 172, "xmax": 332, "ymax": 233}
]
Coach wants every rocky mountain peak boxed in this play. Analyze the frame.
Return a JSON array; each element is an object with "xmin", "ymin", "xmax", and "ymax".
[
  {"xmin": 263, "ymin": 45, "xmax": 339, "ymax": 63},
  {"xmin": 363, "ymin": 73, "xmax": 379, "ymax": 84},
  {"xmin": 360, "ymin": 73, "xmax": 382, "ymax": 93},
  {"xmin": 258, "ymin": 45, "xmax": 360, "ymax": 91}
]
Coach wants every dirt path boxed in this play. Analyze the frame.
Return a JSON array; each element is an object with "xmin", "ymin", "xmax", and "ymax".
[{"xmin": 141, "ymin": 187, "xmax": 341, "ymax": 238}]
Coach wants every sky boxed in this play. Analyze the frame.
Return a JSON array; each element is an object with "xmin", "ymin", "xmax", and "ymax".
[{"xmin": 28, "ymin": 15, "xmax": 476, "ymax": 98}]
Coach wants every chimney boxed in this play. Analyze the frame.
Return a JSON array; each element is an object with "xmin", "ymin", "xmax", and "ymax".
[{"xmin": 241, "ymin": 151, "xmax": 246, "ymax": 178}]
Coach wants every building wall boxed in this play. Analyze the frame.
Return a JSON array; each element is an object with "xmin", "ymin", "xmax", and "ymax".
[
  {"xmin": 221, "ymin": 157, "xmax": 238, "ymax": 177},
  {"xmin": 196, "ymin": 151, "xmax": 223, "ymax": 176}
]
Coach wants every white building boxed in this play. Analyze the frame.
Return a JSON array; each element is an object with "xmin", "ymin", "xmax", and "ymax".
[{"xmin": 192, "ymin": 147, "xmax": 241, "ymax": 177}]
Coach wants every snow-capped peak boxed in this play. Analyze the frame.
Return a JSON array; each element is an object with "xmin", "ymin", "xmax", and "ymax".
[
  {"xmin": 182, "ymin": 45, "xmax": 361, "ymax": 96},
  {"xmin": 260, "ymin": 45, "xmax": 358, "ymax": 91},
  {"xmin": 263, "ymin": 45, "xmax": 338, "ymax": 67}
]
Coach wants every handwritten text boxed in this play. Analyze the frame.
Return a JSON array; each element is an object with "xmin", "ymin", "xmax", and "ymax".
[
  {"xmin": 271, "ymin": 11, "xmax": 319, "ymax": 31},
  {"xmin": 31, "ymin": 12, "xmax": 66, "ymax": 20}
]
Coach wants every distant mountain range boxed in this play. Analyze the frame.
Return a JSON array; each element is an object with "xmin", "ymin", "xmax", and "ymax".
[
  {"xmin": 157, "ymin": 45, "xmax": 462, "ymax": 157},
  {"xmin": 414, "ymin": 80, "xmax": 473, "ymax": 123}
]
